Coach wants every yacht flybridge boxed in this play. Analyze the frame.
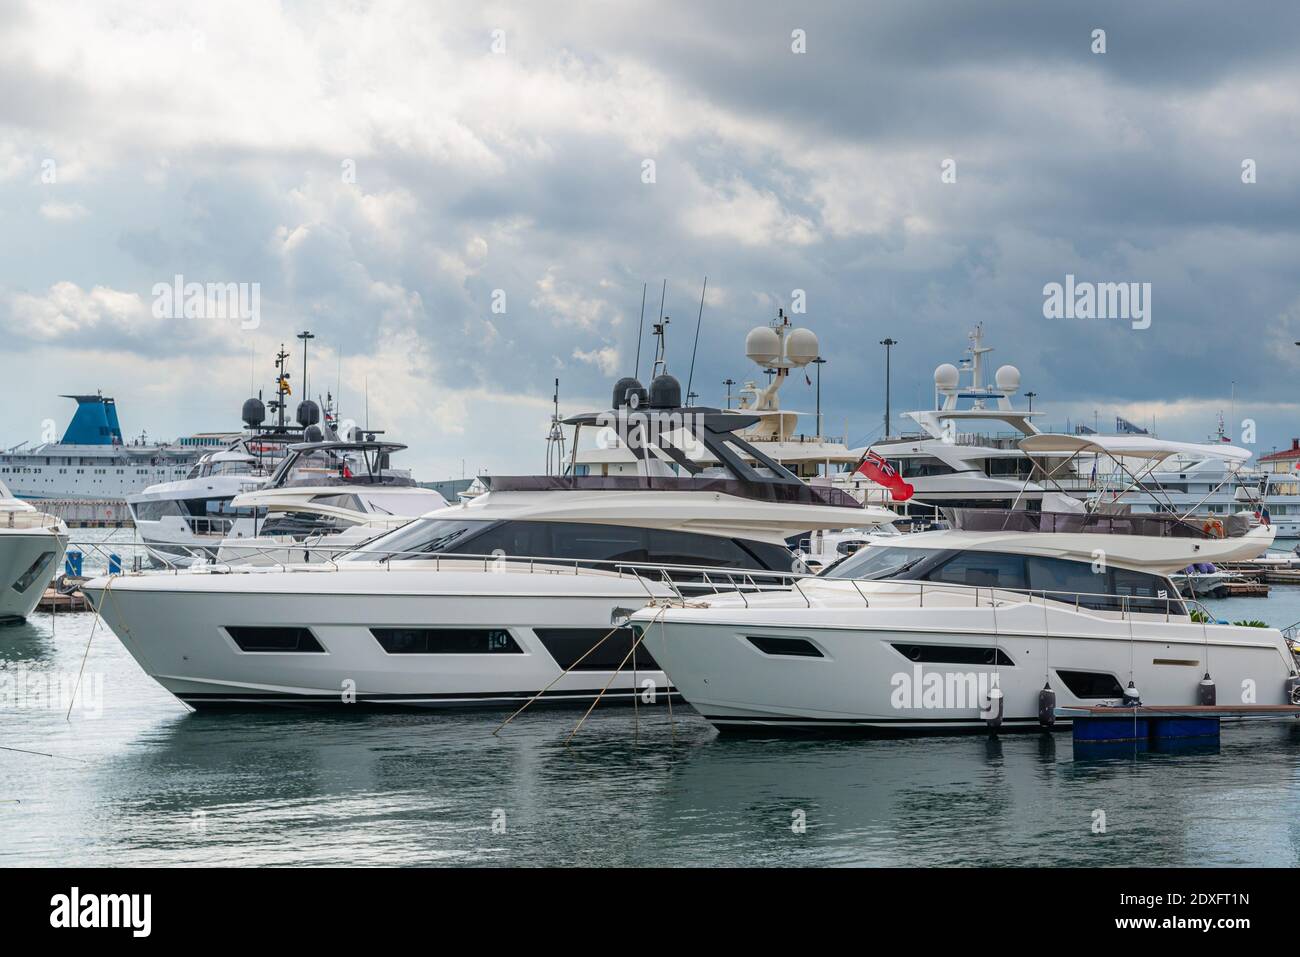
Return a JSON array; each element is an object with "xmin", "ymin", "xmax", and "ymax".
[
  {"xmin": 81, "ymin": 373, "xmax": 896, "ymax": 709},
  {"xmin": 634, "ymin": 434, "xmax": 1297, "ymax": 736},
  {"xmin": 574, "ymin": 311, "xmax": 861, "ymax": 483},
  {"xmin": 0, "ymin": 478, "xmax": 68, "ymax": 623}
]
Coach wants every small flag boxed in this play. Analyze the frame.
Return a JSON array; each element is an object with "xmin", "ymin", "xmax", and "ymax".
[{"xmin": 856, "ymin": 451, "xmax": 914, "ymax": 502}]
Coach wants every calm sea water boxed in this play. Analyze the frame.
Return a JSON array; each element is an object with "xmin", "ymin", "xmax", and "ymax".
[{"xmin": 4, "ymin": 531, "xmax": 1300, "ymax": 867}]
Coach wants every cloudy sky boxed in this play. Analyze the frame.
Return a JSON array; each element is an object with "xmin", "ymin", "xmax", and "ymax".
[{"xmin": 2, "ymin": 0, "xmax": 1299, "ymax": 478}]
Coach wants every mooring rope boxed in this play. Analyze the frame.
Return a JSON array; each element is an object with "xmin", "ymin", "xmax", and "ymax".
[
  {"xmin": 492, "ymin": 622, "xmax": 628, "ymax": 736},
  {"xmin": 564, "ymin": 606, "xmax": 668, "ymax": 747}
]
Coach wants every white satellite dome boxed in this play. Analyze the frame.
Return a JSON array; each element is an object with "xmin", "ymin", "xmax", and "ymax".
[
  {"xmin": 934, "ymin": 363, "xmax": 960, "ymax": 390},
  {"xmin": 745, "ymin": 326, "xmax": 782, "ymax": 365},
  {"xmin": 995, "ymin": 364, "xmax": 1021, "ymax": 393},
  {"xmin": 785, "ymin": 328, "xmax": 819, "ymax": 366}
]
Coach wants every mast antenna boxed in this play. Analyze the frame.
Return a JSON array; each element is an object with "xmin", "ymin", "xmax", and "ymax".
[
  {"xmin": 633, "ymin": 282, "xmax": 647, "ymax": 380},
  {"xmin": 686, "ymin": 276, "xmax": 707, "ymax": 401}
]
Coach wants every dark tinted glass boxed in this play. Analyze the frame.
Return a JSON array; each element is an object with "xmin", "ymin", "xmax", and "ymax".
[
  {"xmin": 1025, "ymin": 556, "xmax": 1113, "ymax": 609},
  {"xmin": 226, "ymin": 626, "xmax": 324, "ymax": 653},
  {"xmin": 925, "ymin": 552, "xmax": 1027, "ymax": 589},
  {"xmin": 746, "ymin": 635, "xmax": 824, "ymax": 658},
  {"xmin": 370, "ymin": 628, "xmax": 521, "ymax": 654},
  {"xmin": 11, "ymin": 551, "xmax": 55, "ymax": 593}
]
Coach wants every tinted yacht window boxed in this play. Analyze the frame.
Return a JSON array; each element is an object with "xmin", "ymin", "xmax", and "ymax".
[
  {"xmin": 1112, "ymin": 567, "xmax": 1181, "ymax": 614},
  {"xmin": 925, "ymin": 552, "xmax": 1027, "ymax": 589},
  {"xmin": 1024, "ymin": 556, "xmax": 1108, "ymax": 607},
  {"xmin": 343, "ymin": 517, "xmax": 789, "ymax": 570},
  {"xmin": 645, "ymin": 529, "xmax": 754, "ymax": 568}
]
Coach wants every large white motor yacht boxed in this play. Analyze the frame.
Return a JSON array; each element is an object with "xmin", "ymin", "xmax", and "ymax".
[
  {"xmin": 0, "ymin": 478, "xmax": 69, "ymax": 623},
  {"xmin": 129, "ymin": 446, "xmax": 274, "ymax": 565},
  {"xmin": 635, "ymin": 435, "xmax": 1298, "ymax": 735},
  {"xmin": 82, "ymin": 374, "xmax": 897, "ymax": 709}
]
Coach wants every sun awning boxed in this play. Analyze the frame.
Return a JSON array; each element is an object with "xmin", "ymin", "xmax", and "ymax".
[{"xmin": 1019, "ymin": 433, "xmax": 1252, "ymax": 466}]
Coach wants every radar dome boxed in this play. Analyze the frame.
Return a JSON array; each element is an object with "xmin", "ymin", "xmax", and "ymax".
[
  {"xmin": 612, "ymin": 376, "xmax": 644, "ymax": 410},
  {"xmin": 303, "ymin": 424, "xmax": 324, "ymax": 443},
  {"xmin": 785, "ymin": 328, "xmax": 820, "ymax": 366},
  {"xmin": 934, "ymin": 363, "xmax": 960, "ymax": 390},
  {"xmin": 995, "ymin": 364, "xmax": 1021, "ymax": 393},
  {"xmin": 745, "ymin": 326, "xmax": 781, "ymax": 366},
  {"xmin": 241, "ymin": 397, "xmax": 266, "ymax": 429},
  {"xmin": 295, "ymin": 399, "xmax": 320, "ymax": 428},
  {"xmin": 648, "ymin": 374, "xmax": 682, "ymax": 409}
]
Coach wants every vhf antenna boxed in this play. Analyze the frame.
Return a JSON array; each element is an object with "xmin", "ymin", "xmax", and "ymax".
[{"xmin": 686, "ymin": 276, "xmax": 707, "ymax": 402}]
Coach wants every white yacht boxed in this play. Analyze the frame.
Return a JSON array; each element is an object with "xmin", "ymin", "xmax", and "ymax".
[
  {"xmin": 213, "ymin": 440, "xmax": 447, "ymax": 565},
  {"xmin": 129, "ymin": 446, "xmax": 274, "ymax": 565},
  {"xmin": 82, "ymin": 374, "xmax": 897, "ymax": 709},
  {"xmin": 0, "ymin": 478, "xmax": 69, "ymax": 622},
  {"xmin": 634, "ymin": 434, "xmax": 1297, "ymax": 735},
  {"xmin": 129, "ymin": 349, "xmax": 413, "ymax": 565},
  {"xmin": 861, "ymin": 325, "xmax": 1072, "ymax": 519}
]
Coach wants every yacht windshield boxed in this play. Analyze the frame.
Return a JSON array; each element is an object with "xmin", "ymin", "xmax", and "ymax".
[
  {"xmin": 822, "ymin": 546, "xmax": 945, "ymax": 581},
  {"xmin": 340, "ymin": 518, "xmax": 488, "ymax": 562}
]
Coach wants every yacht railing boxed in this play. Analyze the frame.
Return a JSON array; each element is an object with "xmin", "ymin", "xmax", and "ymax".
[
  {"xmin": 184, "ymin": 516, "xmax": 236, "ymax": 536},
  {"xmin": 67, "ymin": 536, "xmax": 1239, "ymax": 628}
]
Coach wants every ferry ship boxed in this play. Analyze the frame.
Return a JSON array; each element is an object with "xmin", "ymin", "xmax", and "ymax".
[{"xmin": 0, "ymin": 394, "xmax": 238, "ymax": 500}]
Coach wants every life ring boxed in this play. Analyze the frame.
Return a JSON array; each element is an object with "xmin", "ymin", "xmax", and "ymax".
[{"xmin": 1201, "ymin": 519, "xmax": 1224, "ymax": 538}]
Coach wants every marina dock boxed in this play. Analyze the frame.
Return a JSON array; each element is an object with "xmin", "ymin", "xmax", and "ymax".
[{"xmin": 1059, "ymin": 703, "xmax": 1300, "ymax": 748}]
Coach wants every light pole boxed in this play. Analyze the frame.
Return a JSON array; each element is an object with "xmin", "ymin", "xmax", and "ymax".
[
  {"xmin": 879, "ymin": 338, "xmax": 897, "ymax": 439},
  {"xmin": 723, "ymin": 378, "xmax": 735, "ymax": 409},
  {"xmin": 297, "ymin": 330, "xmax": 315, "ymax": 406},
  {"xmin": 812, "ymin": 357, "xmax": 826, "ymax": 438},
  {"xmin": 1024, "ymin": 391, "xmax": 1037, "ymax": 411}
]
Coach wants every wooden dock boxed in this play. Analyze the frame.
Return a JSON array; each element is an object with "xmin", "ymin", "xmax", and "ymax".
[{"xmin": 35, "ymin": 575, "xmax": 93, "ymax": 613}]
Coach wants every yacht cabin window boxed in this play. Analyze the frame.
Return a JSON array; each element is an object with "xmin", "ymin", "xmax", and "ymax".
[
  {"xmin": 341, "ymin": 517, "xmax": 792, "ymax": 570},
  {"xmin": 824, "ymin": 546, "xmax": 1181, "ymax": 614}
]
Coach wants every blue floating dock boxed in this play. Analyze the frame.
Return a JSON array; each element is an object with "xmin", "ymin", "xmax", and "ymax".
[{"xmin": 1058, "ymin": 704, "xmax": 1300, "ymax": 746}]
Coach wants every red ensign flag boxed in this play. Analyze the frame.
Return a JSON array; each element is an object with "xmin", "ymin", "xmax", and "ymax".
[{"xmin": 856, "ymin": 451, "xmax": 914, "ymax": 502}]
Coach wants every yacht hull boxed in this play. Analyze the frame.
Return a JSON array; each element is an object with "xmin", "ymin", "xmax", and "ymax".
[
  {"xmin": 639, "ymin": 602, "xmax": 1299, "ymax": 735},
  {"xmin": 82, "ymin": 566, "xmax": 674, "ymax": 709},
  {"xmin": 0, "ymin": 528, "xmax": 69, "ymax": 623}
]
